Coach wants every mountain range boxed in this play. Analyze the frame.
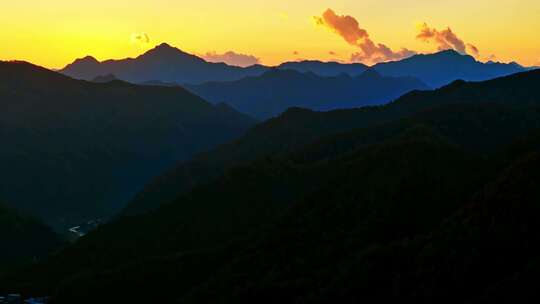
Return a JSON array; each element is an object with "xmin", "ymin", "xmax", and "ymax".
[
  {"xmin": 277, "ymin": 60, "xmax": 368, "ymax": 77},
  {"xmin": 58, "ymin": 44, "xmax": 528, "ymax": 120},
  {"xmin": 1, "ymin": 37, "xmax": 539, "ymax": 304},
  {"xmin": 372, "ymin": 49, "xmax": 527, "ymax": 87},
  {"xmin": 0, "ymin": 60, "xmax": 255, "ymax": 229},
  {"xmin": 122, "ymin": 69, "xmax": 540, "ymax": 216},
  {"xmin": 4, "ymin": 70, "xmax": 540, "ymax": 303},
  {"xmin": 60, "ymin": 43, "xmax": 268, "ymax": 85},
  {"xmin": 60, "ymin": 43, "xmax": 528, "ymax": 90},
  {"xmin": 185, "ymin": 69, "xmax": 428, "ymax": 119}
]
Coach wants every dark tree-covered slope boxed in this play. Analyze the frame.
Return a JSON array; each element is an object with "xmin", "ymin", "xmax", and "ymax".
[
  {"xmin": 6, "ymin": 104, "xmax": 540, "ymax": 301},
  {"xmin": 124, "ymin": 69, "xmax": 540, "ymax": 216},
  {"xmin": 3, "ymin": 67, "xmax": 540, "ymax": 303},
  {"xmin": 0, "ymin": 61, "xmax": 255, "ymax": 229},
  {"xmin": 0, "ymin": 202, "xmax": 62, "ymax": 275}
]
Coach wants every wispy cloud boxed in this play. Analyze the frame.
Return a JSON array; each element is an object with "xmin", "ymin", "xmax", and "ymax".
[
  {"xmin": 314, "ymin": 9, "xmax": 415, "ymax": 64},
  {"xmin": 416, "ymin": 23, "xmax": 479, "ymax": 56},
  {"xmin": 202, "ymin": 51, "xmax": 260, "ymax": 67},
  {"xmin": 131, "ymin": 32, "xmax": 150, "ymax": 44}
]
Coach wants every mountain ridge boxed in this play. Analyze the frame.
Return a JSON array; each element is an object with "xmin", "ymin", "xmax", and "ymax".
[
  {"xmin": 60, "ymin": 43, "xmax": 268, "ymax": 85},
  {"xmin": 373, "ymin": 49, "xmax": 527, "ymax": 87},
  {"xmin": 185, "ymin": 68, "xmax": 428, "ymax": 119},
  {"xmin": 122, "ymin": 69, "xmax": 540, "ymax": 216},
  {"xmin": 60, "ymin": 45, "xmax": 528, "ymax": 89},
  {"xmin": 0, "ymin": 60, "xmax": 256, "ymax": 229}
]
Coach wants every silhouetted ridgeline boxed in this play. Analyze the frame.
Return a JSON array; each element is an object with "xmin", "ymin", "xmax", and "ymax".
[
  {"xmin": 60, "ymin": 43, "xmax": 268, "ymax": 85},
  {"xmin": 60, "ymin": 45, "xmax": 528, "ymax": 121},
  {"xmin": 61, "ymin": 44, "xmax": 527, "ymax": 90},
  {"xmin": 373, "ymin": 49, "xmax": 527, "ymax": 87},
  {"xmin": 277, "ymin": 60, "xmax": 368, "ymax": 77},
  {"xmin": 3, "ymin": 70, "xmax": 540, "ymax": 303},
  {"xmin": 186, "ymin": 68, "xmax": 428, "ymax": 119},
  {"xmin": 124, "ymin": 69, "xmax": 540, "ymax": 216},
  {"xmin": 0, "ymin": 60, "xmax": 256, "ymax": 229}
]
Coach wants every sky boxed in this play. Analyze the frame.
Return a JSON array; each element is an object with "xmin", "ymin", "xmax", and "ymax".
[{"xmin": 1, "ymin": 0, "xmax": 539, "ymax": 68}]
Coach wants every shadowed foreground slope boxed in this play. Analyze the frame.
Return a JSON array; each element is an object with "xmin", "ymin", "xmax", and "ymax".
[
  {"xmin": 0, "ymin": 61, "xmax": 256, "ymax": 229},
  {"xmin": 3, "ymin": 70, "xmax": 540, "ymax": 303}
]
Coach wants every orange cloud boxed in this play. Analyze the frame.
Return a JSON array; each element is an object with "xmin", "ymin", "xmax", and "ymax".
[
  {"xmin": 467, "ymin": 43, "xmax": 479, "ymax": 56},
  {"xmin": 202, "ymin": 51, "xmax": 260, "ymax": 67},
  {"xmin": 417, "ymin": 23, "xmax": 479, "ymax": 56},
  {"xmin": 314, "ymin": 9, "xmax": 415, "ymax": 64}
]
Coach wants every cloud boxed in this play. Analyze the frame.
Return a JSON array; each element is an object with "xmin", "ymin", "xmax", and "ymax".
[
  {"xmin": 329, "ymin": 51, "xmax": 337, "ymax": 55},
  {"xmin": 416, "ymin": 23, "xmax": 479, "ymax": 56},
  {"xmin": 314, "ymin": 9, "xmax": 415, "ymax": 64},
  {"xmin": 131, "ymin": 32, "xmax": 150, "ymax": 44},
  {"xmin": 202, "ymin": 51, "xmax": 261, "ymax": 67},
  {"xmin": 293, "ymin": 51, "xmax": 299, "ymax": 55},
  {"xmin": 467, "ymin": 43, "xmax": 479, "ymax": 56},
  {"xmin": 487, "ymin": 54, "xmax": 498, "ymax": 61}
]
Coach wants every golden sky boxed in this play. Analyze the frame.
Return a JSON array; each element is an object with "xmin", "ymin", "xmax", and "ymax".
[{"xmin": 1, "ymin": 0, "xmax": 539, "ymax": 68}]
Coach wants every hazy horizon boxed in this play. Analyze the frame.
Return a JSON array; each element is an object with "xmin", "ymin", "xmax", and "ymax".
[{"xmin": 1, "ymin": 1, "xmax": 539, "ymax": 69}]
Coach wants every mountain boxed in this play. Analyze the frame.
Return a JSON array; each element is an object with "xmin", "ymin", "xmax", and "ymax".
[
  {"xmin": 91, "ymin": 74, "xmax": 118, "ymax": 83},
  {"xmin": 0, "ymin": 61, "xmax": 256, "ymax": 229},
  {"xmin": 124, "ymin": 69, "xmax": 540, "ymax": 216},
  {"xmin": 317, "ymin": 149, "xmax": 540, "ymax": 303},
  {"xmin": 60, "ymin": 43, "xmax": 269, "ymax": 85},
  {"xmin": 61, "ymin": 46, "xmax": 526, "ymax": 90},
  {"xmin": 373, "ymin": 49, "xmax": 527, "ymax": 88},
  {"xmin": 277, "ymin": 60, "xmax": 368, "ymax": 77},
  {"xmin": 6, "ymin": 102, "xmax": 540, "ymax": 302},
  {"xmin": 141, "ymin": 80, "xmax": 179, "ymax": 87},
  {"xmin": 186, "ymin": 68, "xmax": 428, "ymax": 119},
  {"xmin": 0, "ymin": 202, "xmax": 62, "ymax": 274},
  {"xmin": 4, "ymin": 69, "xmax": 540, "ymax": 301}
]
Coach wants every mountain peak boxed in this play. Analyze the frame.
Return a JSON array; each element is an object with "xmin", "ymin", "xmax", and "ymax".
[
  {"xmin": 139, "ymin": 42, "xmax": 203, "ymax": 63},
  {"xmin": 74, "ymin": 56, "xmax": 99, "ymax": 65},
  {"xmin": 435, "ymin": 49, "xmax": 462, "ymax": 56},
  {"xmin": 144, "ymin": 43, "xmax": 180, "ymax": 55},
  {"xmin": 432, "ymin": 49, "xmax": 477, "ymax": 62},
  {"xmin": 157, "ymin": 42, "xmax": 172, "ymax": 48}
]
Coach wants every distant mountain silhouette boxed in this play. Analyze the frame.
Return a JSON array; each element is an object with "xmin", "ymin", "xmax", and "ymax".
[
  {"xmin": 0, "ymin": 61, "xmax": 256, "ymax": 229},
  {"xmin": 373, "ymin": 49, "xmax": 527, "ymax": 88},
  {"xmin": 186, "ymin": 68, "xmax": 428, "ymax": 119},
  {"xmin": 61, "ymin": 46, "xmax": 528, "ymax": 89},
  {"xmin": 277, "ymin": 60, "xmax": 368, "ymax": 77},
  {"xmin": 60, "ymin": 43, "xmax": 268, "ymax": 85}
]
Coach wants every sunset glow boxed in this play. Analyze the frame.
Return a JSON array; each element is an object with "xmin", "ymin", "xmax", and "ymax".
[{"xmin": 1, "ymin": 0, "xmax": 539, "ymax": 68}]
